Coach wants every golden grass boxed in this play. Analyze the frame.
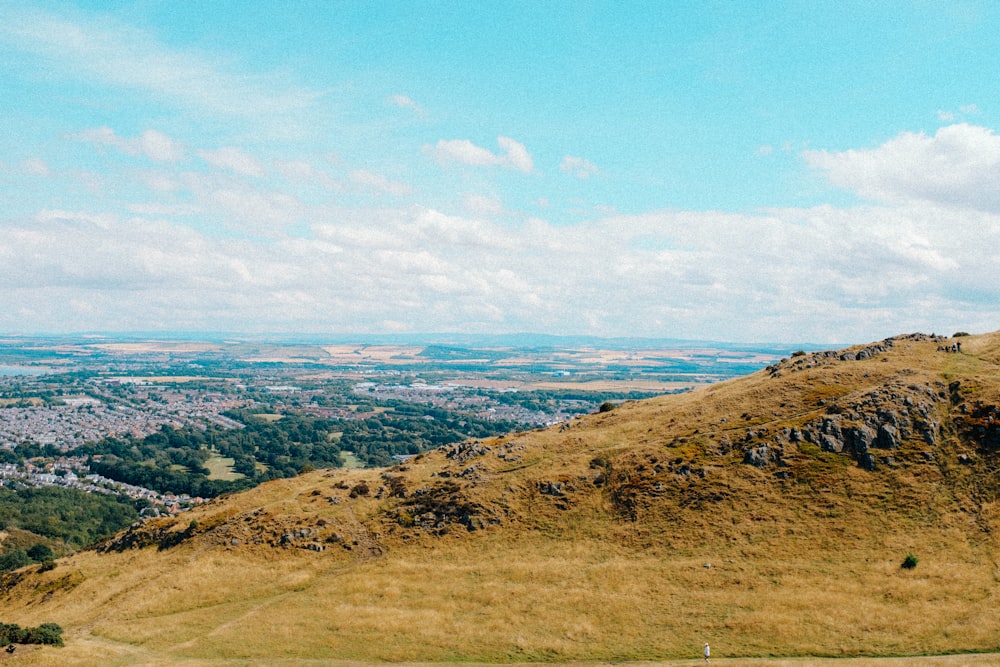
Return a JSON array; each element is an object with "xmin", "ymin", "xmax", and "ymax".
[{"xmin": 7, "ymin": 518, "xmax": 1000, "ymax": 665}]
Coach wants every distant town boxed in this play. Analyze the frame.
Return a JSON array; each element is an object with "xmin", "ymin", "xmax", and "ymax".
[{"xmin": 0, "ymin": 334, "xmax": 795, "ymax": 513}]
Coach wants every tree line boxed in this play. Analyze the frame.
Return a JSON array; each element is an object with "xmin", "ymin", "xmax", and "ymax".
[{"xmin": 72, "ymin": 403, "xmax": 517, "ymax": 494}]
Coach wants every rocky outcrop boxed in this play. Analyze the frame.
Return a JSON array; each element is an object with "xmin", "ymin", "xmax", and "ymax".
[
  {"xmin": 744, "ymin": 444, "xmax": 773, "ymax": 468},
  {"xmin": 740, "ymin": 380, "xmax": 946, "ymax": 471},
  {"xmin": 767, "ymin": 333, "xmax": 947, "ymax": 378}
]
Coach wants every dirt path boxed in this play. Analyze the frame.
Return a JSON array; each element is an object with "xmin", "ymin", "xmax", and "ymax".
[{"xmin": 10, "ymin": 643, "xmax": 1000, "ymax": 667}]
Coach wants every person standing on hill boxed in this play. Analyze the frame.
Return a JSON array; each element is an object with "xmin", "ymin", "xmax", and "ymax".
[{"xmin": 703, "ymin": 642, "xmax": 710, "ymax": 663}]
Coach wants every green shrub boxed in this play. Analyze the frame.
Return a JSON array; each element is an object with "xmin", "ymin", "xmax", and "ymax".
[
  {"xmin": 0, "ymin": 549, "xmax": 31, "ymax": 573},
  {"xmin": 598, "ymin": 401, "xmax": 616, "ymax": 413},
  {"xmin": 901, "ymin": 553, "xmax": 919, "ymax": 569},
  {"xmin": 26, "ymin": 544, "xmax": 54, "ymax": 562},
  {"xmin": 0, "ymin": 621, "xmax": 63, "ymax": 646}
]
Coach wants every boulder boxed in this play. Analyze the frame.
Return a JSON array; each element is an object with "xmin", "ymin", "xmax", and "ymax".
[
  {"xmin": 850, "ymin": 425, "xmax": 877, "ymax": 454},
  {"xmin": 857, "ymin": 452, "xmax": 877, "ymax": 471},
  {"xmin": 819, "ymin": 433, "xmax": 845, "ymax": 453},
  {"xmin": 877, "ymin": 423, "xmax": 900, "ymax": 449},
  {"xmin": 744, "ymin": 444, "xmax": 771, "ymax": 468}
]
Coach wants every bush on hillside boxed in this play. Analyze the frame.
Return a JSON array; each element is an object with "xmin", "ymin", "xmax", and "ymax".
[
  {"xmin": 0, "ymin": 621, "xmax": 63, "ymax": 646},
  {"xmin": 952, "ymin": 332, "xmax": 970, "ymax": 337},
  {"xmin": 901, "ymin": 553, "xmax": 919, "ymax": 569},
  {"xmin": 26, "ymin": 544, "xmax": 53, "ymax": 562},
  {"xmin": 0, "ymin": 550, "xmax": 30, "ymax": 573}
]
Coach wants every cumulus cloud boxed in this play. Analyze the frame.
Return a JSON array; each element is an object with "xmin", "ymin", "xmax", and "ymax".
[
  {"xmin": 73, "ymin": 127, "xmax": 185, "ymax": 162},
  {"xmin": 198, "ymin": 146, "xmax": 265, "ymax": 177},
  {"xmin": 424, "ymin": 136, "xmax": 534, "ymax": 173},
  {"xmin": 804, "ymin": 123, "xmax": 1000, "ymax": 212},
  {"xmin": 4, "ymin": 197, "xmax": 998, "ymax": 342},
  {"xmin": 560, "ymin": 155, "xmax": 599, "ymax": 178}
]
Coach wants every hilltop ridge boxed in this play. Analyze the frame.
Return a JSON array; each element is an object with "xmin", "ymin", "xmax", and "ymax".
[{"xmin": 3, "ymin": 331, "xmax": 1000, "ymax": 665}]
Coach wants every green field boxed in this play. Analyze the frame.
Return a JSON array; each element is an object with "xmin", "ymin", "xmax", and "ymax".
[{"xmin": 204, "ymin": 454, "xmax": 243, "ymax": 481}]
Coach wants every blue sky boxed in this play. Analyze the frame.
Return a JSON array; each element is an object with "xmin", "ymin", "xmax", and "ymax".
[{"xmin": 2, "ymin": 1, "xmax": 999, "ymax": 343}]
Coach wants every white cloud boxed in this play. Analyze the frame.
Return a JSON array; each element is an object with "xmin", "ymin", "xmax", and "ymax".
[
  {"xmin": 348, "ymin": 169, "xmax": 413, "ymax": 197},
  {"xmin": 462, "ymin": 193, "xmax": 504, "ymax": 216},
  {"xmin": 198, "ymin": 147, "xmax": 265, "ymax": 178},
  {"xmin": 497, "ymin": 137, "xmax": 533, "ymax": 173},
  {"xmin": 21, "ymin": 157, "xmax": 50, "ymax": 176},
  {"xmin": 560, "ymin": 155, "xmax": 599, "ymax": 179},
  {"xmin": 140, "ymin": 130, "xmax": 185, "ymax": 162},
  {"xmin": 804, "ymin": 123, "xmax": 1000, "ymax": 212},
  {"xmin": 126, "ymin": 203, "xmax": 200, "ymax": 216},
  {"xmin": 4, "ymin": 198, "xmax": 997, "ymax": 343},
  {"xmin": 424, "ymin": 136, "xmax": 534, "ymax": 173},
  {"xmin": 387, "ymin": 94, "xmax": 421, "ymax": 113},
  {"xmin": 0, "ymin": 7, "xmax": 320, "ymax": 121},
  {"xmin": 274, "ymin": 160, "xmax": 342, "ymax": 191},
  {"xmin": 73, "ymin": 127, "xmax": 185, "ymax": 162},
  {"xmin": 200, "ymin": 186, "xmax": 302, "ymax": 231}
]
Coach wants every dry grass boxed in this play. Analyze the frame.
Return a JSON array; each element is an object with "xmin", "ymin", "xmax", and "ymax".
[{"xmin": 7, "ymin": 516, "xmax": 1000, "ymax": 665}]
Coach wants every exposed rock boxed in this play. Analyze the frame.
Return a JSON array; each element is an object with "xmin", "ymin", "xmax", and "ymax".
[
  {"xmin": 819, "ymin": 433, "xmax": 845, "ymax": 453},
  {"xmin": 443, "ymin": 440, "xmax": 492, "ymax": 463},
  {"xmin": 539, "ymin": 480, "xmax": 565, "ymax": 496},
  {"xmin": 744, "ymin": 444, "xmax": 771, "ymax": 468},
  {"xmin": 849, "ymin": 425, "xmax": 877, "ymax": 454},
  {"xmin": 877, "ymin": 423, "xmax": 900, "ymax": 449}
]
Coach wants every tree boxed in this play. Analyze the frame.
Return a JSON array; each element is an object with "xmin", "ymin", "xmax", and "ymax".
[
  {"xmin": 0, "ymin": 549, "xmax": 31, "ymax": 573},
  {"xmin": 27, "ymin": 544, "xmax": 54, "ymax": 562}
]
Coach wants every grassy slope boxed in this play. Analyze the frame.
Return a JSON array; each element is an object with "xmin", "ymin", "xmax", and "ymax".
[{"xmin": 4, "ymin": 333, "xmax": 1000, "ymax": 666}]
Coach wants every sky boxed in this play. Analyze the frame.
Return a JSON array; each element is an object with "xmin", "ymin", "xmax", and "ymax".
[{"xmin": 2, "ymin": 1, "xmax": 999, "ymax": 344}]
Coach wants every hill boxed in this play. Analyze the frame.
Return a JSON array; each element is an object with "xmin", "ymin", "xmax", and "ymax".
[{"xmin": 2, "ymin": 331, "xmax": 1000, "ymax": 665}]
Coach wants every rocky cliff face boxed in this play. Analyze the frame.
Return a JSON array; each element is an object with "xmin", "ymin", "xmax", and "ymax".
[{"xmin": 729, "ymin": 334, "xmax": 969, "ymax": 473}]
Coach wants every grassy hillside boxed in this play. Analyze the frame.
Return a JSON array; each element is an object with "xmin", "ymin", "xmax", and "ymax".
[{"xmin": 3, "ymin": 332, "xmax": 1000, "ymax": 665}]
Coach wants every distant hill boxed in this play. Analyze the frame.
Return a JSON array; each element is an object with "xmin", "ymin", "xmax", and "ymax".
[
  {"xmin": 6, "ymin": 330, "xmax": 811, "ymax": 353},
  {"xmin": 3, "ymin": 331, "xmax": 1000, "ymax": 664}
]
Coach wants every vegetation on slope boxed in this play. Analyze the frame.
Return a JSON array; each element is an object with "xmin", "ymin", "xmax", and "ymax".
[{"xmin": 0, "ymin": 487, "xmax": 139, "ymax": 571}]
